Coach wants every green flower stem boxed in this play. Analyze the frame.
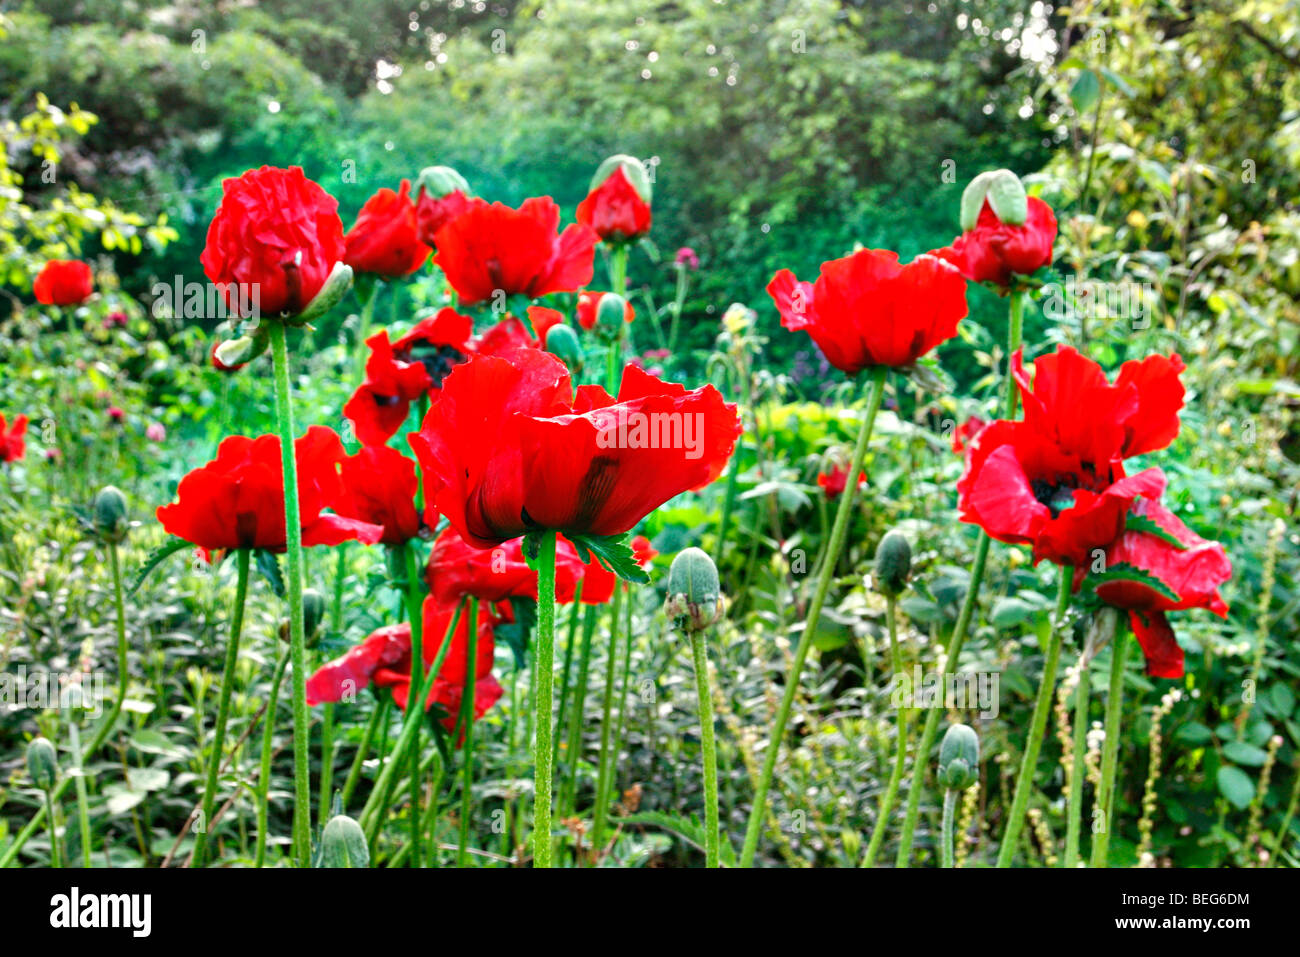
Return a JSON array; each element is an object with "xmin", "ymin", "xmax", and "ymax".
[
  {"xmin": 561, "ymin": 605, "xmax": 600, "ymax": 814},
  {"xmin": 591, "ymin": 583, "xmax": 625, "ymax": 853},
  {"xmin": 318, "ymin": 544, "xmax": 349, "ymax": 827},
  {"xmin": 341, "ymin": 695, "xmax": 389, "ymax": 810},
  {"xmin": 0, "ymin": 537, "xmax": 132, "ymax": 868},
  {"xmin": 44, "ymin": 787, "xmax": 60, "ymax": 868},
  {"xmin": 996, "ymin": 567, "xmax": 1071, "ymax": 867},
  {"xmin": 739, "ymin": 364, "xmax": 887, "ymax": 867},
  {"xmin": 894, "ymin": 287, "xmax": 1024, "ymax": 867},
  {"xmin": 359, "ymin": 596, "xmax": 461, "ymax": 845},
  {"xmin": 255, "ymin": 648, "xmax": 290, "ymax": 868},
  {"xmin": 689, "ymin": 629, "xmax": 720, "ymax": 867},
  {"xmin": 402, "ymin": 542, "xmax": 426, "ymax": 867},
  {"xmin": 68, "ymin": 723, "xmax": 92, "ymax": 867},
  {"xmin": 552, "ymin": 583, "xmax": 585, "ymax": 768},
  {"xmin": 457, "ymin": 596, "xmax": 481, "ymax": 867},
  {"xmin": 610, "ymin": 586, "xmax": 636, "ymax": 798},
  {"xmin": 1064, "ymin": 654, "xmax": 1093, "ymax": 868},
  {"xmin": 861, "ymin": 597, "xmax": 910, "ymax": 867},
  {"xmin": 941, "ymin": 789, "xmax": 958, "ymax": 868},
  {"xmin": 268, "ymin": 321, "xmax": 312, "ymax": 867},
  {"xmin": 610, "ymin": 243, "xmax": 629, "ymax": 297},
  {"xmin": 1268, "ymin": 761, "xmax": 1300, "ymax": 867},
  {"xmin": 192, "ymin": 547, "xmax": 251, "ymax": 868},
  {"xmin": 355, "ymin": 282, "xmax": 380, "ymax": 380},
  {"xmin": 531, "ymin": 530, "xmax": 558, "ymax": 868},
  {"xmin": 667, "ymin": 263, "xmax": 689, "ymax": 355},
  {"xmin": 1090, "ymin": 626, "xmax": 1130, "ymax": 868}
]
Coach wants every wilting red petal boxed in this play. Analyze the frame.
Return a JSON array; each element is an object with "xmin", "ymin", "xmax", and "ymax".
[
  {"xmin": 306, "ymin": 624, "xmax": 411, "ymax": 705},
  {"xmin": 1129, "ymin": 610, "xmax": 1184, "ymax": 679},
  {"xmin": 1113, "ymin": 353, "xmax": 1187, "ymax": 457}
]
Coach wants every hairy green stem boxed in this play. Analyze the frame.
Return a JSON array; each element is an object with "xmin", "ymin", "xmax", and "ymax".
[
  {"xmin": 457, "ymin": 597, "xmax": 480, "ymax": 867},
  {"xmin": 341, "ymin": 696, "xmax": 388, "ymax": 811},
  {"xmin": 689, "ymin": 630, "xmax": 720, "ymax": 867},
  {"xmin": 996, "ymin": 567, "xmax": 1071, "ymax": 867},
  {"xmin": 403, "ymin": 542, "xmax": 425, "ymax": 867},
  {"xmin": 739, "ymin": 364, "xmax": 887, "ymax": 867},
  {"xmin": 255, "ymin": 648, "xmax": 290, "ymax": 868},
  {"xmin": 561, "ymin": 605, "xmax": 599, "ymax": 814},
  {"xmin": 193, "ymin": 547, "xmax": 251, "ymax": 868},
  {"xmin": 68, "ymin": 723, "xmax": 92, "ymax": 867},
  {"xmin": 532, "ymin": 531, "xmax": 558, "ymax": 868},
  {"xmin": 941, "ymin": 789, "xmax": 958, "ymax": 868},
  {"xmin": 1091, "ymin": 626, "xmax": 1130, "ymax": 867},
  {"xmin": 591, "ymin": 583, "xmax": 625, "ymax": 852},
  {"xmin": 1064, "ymin": 655, "xmax": 1092, "ymax": 868},
  {"xmin": 861, "ymin": 597, "xmax": 910, "ymax": 867}
]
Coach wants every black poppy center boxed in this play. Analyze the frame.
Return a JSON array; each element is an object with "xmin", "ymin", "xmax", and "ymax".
[
  {"xmin": 1031, "ymin": 478, "xmax": 1079, "ymax": 518},
  {"xmin": 405, "ymin": 343, "xmax": 466, "ymax": 389}
]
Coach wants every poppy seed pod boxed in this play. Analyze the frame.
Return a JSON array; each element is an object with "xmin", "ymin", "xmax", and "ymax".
[
  {"xmin": 416, "ymin": 165, "xmax": 470, "ymax": 201},
  {"xmin": 938, "ymin": 722, "xmax": 980, "ymax": 790},
  {"xmin": 545, "ymin": 323, "xmax": 583, "ymax": 373},
  {"xmin": 319, "ymin": 814, "xmax": 370, "ymax": 868},
  {"xmin": 303, "ymin": 589, "xmax": 327, "ymax": 643},
  {"xmin": 959, "ymin": 169, "xmax": 1028, "ymax": 231},
  {"xmin": 664, "ymin": 547, "xmax": 725, "ymax": 633},
  {"xmin": 93, "ymin": 485, "xmax": 130, "ymax": 544},
  {"xmin": 26, "ymin": 736, "xmax": 58, "ymax": 790},
  {"xmin": 596, "ymin": 292, "xmax": 630, "ymax": 339},
  {"xmin": 874, "ymin": 530, "xmax": 911, "ymax": 598}
]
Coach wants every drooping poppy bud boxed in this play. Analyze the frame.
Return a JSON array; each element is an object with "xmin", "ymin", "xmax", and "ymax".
[
  {"xmin": 873, "ymin": 530, "xmax": 911, "ymax": 598},
  {"xmin": 664, "ymin": 547, "xmax": 725, "ymax": 633},
  {"xmin": 319, "ymin": 814, "xmax": 369, "ymax": 868},
  {"xmin": 93, "ymin": 485, "xmax": 130, "ymax": 544},
  {"xmin": 959, "ymin": 169, "xmax": 1028, "ymax": 231},
  {"xmin": 938, "ymin": 723, "xmax": 980, "ymax": 790},
  {"xmin": 577, "ymin": 155, "xmax": 653, "ymax": 244},
  {"xmin": 26, "ymin": 736, "xmax": 58, "ymax": 790}
]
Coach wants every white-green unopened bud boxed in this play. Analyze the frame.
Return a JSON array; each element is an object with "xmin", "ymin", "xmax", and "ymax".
[
  {"xmin": 664, "ymin": 547, "xmax": 724, "ymax": 633},
  {"xmin": 959, "ymin": 169, "xmax": 1028, "ymax": 231},
  {"xmin": 417, "ymin": 165, "xmax": 470, "ymax": 199},
  {"xmin": 93, "ymin": 485, "xmax": 129, "ymax": 544},
  {"xmin": 319, "ymin": 814, "xmax": 370, "ymax": 868},
  {"xmin": 874, "ymin": 530, "xmax": 911, "ymax": 598},
  {"xmin": 590, "ymin": 154, "xmax": 652, "ymax": 204},
  {"xmin": 938, "ymin": 722, "xmax": 980, "ymax": 790},
  {"xmin": 27, "ymin": 736, "xmax": 58, "ymax": 790}
]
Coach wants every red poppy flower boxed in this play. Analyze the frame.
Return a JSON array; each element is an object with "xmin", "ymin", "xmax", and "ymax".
[
  {"xmin": 156, "ymin": 425, "xmax": 384, "ymax": 555},
  {"xmin": 630, "ymin": 535, "xmax": 658, "ymax": 568},
  {"xmin": 473, "ymin": 315, "xmax": 539, "ymax": 357},
  {"xmin": 934, "ymin": 197, "xmax": 1057, "ymax": 289},
  {"xmin": 306, "ymin": 597, "xmax": 503, "ymax": 739},
  {"xmin": 333, "ymin": 445, "xmax": 422, "ymax": 545},
  {"xmin": 426, "ymin": 525, "xmax": 586, "ymax": 604},
  {"xmin": 576, "ymin": 166, "xmax": 652, "ymax": 243},
  {"xmin": 200, "ymin": 165, "xmax": 345, "ymax": 317},
  {"xmin": 1073, "ymin": 495, "xmax": 1231, "ymax": 679},
  {"xmin": 957, "ymin": 346, "xmax": 1186, "ymax": 567},
  {"xmin": 343, "ymin": 179, "xmax": 431, "ymax": 278},
  {"xmin": 410, "ymin": 349, "xmax": 741, "ymax": 548},
  {"xmin": 767, "ymin": 249, "xmax": 968, "ymax": 374},
  {"xmin": 527, "ymin": 306, "xmax": 566, "ymax": 344},
  {"xmin": 1, "ymin": 413, "xmax": 28, "ymax": 464},
  {"xmin": 576, "ymin": 290, "xmax": 635, "ymax": 331},
  {"xmin": 951, "ymin": 415, "xmax": 988, "ymax": 454},
  {"xmin": 33, "ymin": 260, "xmax": 94, "ymax": 306},
  {"xmin": 432, "ymin": 197, "xmax": 597, "ymax": 305},
  {"xmin": 414, "ymin": 187, "xmax": 472, "ymax": 247},
  {"xmin": 818, "ymin": 463, "xmax": 866, "ymax": 499}
]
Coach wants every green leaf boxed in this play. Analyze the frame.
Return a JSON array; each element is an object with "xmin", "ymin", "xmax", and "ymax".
[
  {"xmin": 127, "ymin": 768, "xmax": 170, "ymax": 792},
  {"xmin": 130, "ymin": 730, "xmax": 184, "ymax": 757},
  {"xmin": 1070, "ymin": 68, "xmax": 1101, "ymax": 112},
  {"xmin": 496, "ymin": 596, "xmax": 538, "ymax": 669},
  {"xmin": 104, "ymin": 784, "xmax": 147, "ymax": 816},
  {"xmin": 128, "ymin": 536, "xmax": 192, "ymax": 595},
  {"xmin": 1080, "ymin": 563, "xmax": 1180, "ymax": 604},
  {"xmin": 566, "ymin": 532, "xmax": 651, "ymax": 585},
  {"xmin": 1125, "ymin": 512, "xmax": 1187, "ymax": 549},
  {"xmin": 1216, "ymin": 765, "xmax": 1255, "ymax": 810},
  {"xmin": 990, "ymin": 596, "xmax": 1039, "ymax": 629},
  {"xmin": 1173, "ymin": 722, "xmax": 1214, "ymax": 745},
  {"xmin": 1222, "ymin": 741, "xmax": 1270, "ymax": 767},
  {"xmin": 255, "ymin": 549, "xmax": 286, "ymax": 598},
  {"xmin": 619, "ymin": 811, "xmax": 737, "ymax": 866},
  {"xmin": 1098, "ymin": 67, "xmax": 1135, "ymax": 98}
]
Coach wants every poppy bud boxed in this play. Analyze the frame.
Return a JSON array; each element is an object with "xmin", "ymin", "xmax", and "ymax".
[
  {"xmin": 589, "ymin": 154, "xmax": 652, "ymax": 205},
  {"xmin": 938, "ymin": 722, "xmax": 980, "ymax": 790},
  {"xmin": 303, "ymin": 589, "xmax": 327, "ymax": 643},
  {"xmin": 92, "ymin": 485, "xmax": 129, "ymax": 544},
  {"xmin": 959, "ymin": 169, "xmax": 1028, "ymax": 231},
  {"xmin": 212, "ymin": 333, "xmax": 265, "ymax": 371},
  {"xmin": 319, "ymin": 814, "xmax": 369, "ymax": 868},
  {"xmin": 664, "ymin": 547, "xmax": 725, "ymax": 633},
  {"xmin": 873, "ymin": 530, "xmax": 911, "ymax": 598},
  {"xmin": 416, "ymin": 165, "xmax": 470, "ymax": 200},
  {"xmin": 596, "ymin": 292, "xmax": 630, "ymax": 340},
  {"xmin": 26, "ymin": 736, "xmax": 58, "ymax": 790},
  {"xmin": 545, "ymin": 323, "xmax": 583, "ymax": 373}
]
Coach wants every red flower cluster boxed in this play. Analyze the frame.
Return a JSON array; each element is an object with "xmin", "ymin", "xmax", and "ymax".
[
  {"xmin": 201, "ymin": 166, "xmax": 345, "ymax": 317},
  {"xmin": 935, "ymin": 197, "xmax": 1057, "ymax": 289},
  {"xmin": 33, "ymin": 260, "xmax": 94, "ymax": 306},
  {"xmin": 156, "ymin": 426, "xmax": 384, "ymax": 556},
  {"xmin": 343, "ymin": 180, "xmax": 431, "ymax": 277},
  {"xmin": 958, "ymin": 346, "xmax": 1183, "ymax": 568},
  {"xmin": 768, "ymin": 249, "xmax": 968, "ymax": 374},
  {"xmin": 576, "ymin": 166, "xmax": 652, "ymax": 243},
  {"xmin": 0, "ymin": 413, "xmax": 27, "ymax": 464},
  {"xmin": 306, "ymin": 597, "xmax": 504, "ymax": 736},
  {"xmin": 410, "ymin": 349, "xmax": 741, "ymax": 548},
  {"xmin": 432, "ymin": 197, "xmax": 597, "ymax": 305}
]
